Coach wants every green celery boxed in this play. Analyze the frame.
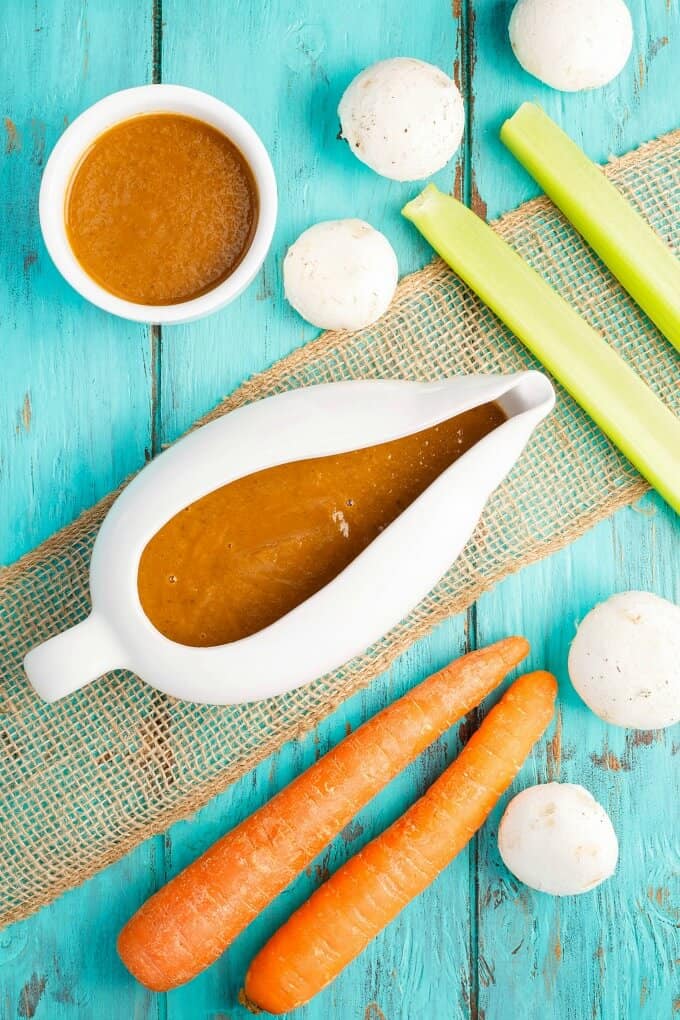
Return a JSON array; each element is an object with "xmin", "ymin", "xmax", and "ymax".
[
  {"xmin": 501, "ymin": 102, "xmax": 680, "ymax": 354},
  {"xmin": 402, "ymin": 184, "xmax": 680, "ymax": 515}
]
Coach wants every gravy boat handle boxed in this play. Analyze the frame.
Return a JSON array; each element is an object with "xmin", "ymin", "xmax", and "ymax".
[{"xmin": 23, "ymin": 613, "xmax": 126, "ymax": 703}]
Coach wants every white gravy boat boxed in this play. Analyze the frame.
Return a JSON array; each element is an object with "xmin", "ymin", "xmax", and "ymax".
[{"xmin": 24, "ymin": 372, "xmax": 554, "ymax": 705}]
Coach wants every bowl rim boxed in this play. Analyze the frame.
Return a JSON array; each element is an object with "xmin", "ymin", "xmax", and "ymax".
[{"xmin": 38, "ymin": 83, "xmax": 278, "ymax": 324}]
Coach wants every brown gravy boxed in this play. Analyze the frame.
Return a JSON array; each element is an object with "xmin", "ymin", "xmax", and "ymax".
[
  {"xmin": 66, "ymin": 113, "xmax": 258, "ymax": 305},
  {"xmin": 138, "ymin": 401, "xmax": 506, "ymax": 647}
]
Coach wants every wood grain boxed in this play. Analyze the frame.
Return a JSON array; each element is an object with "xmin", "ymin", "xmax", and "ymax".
[
  {"xmin": 471, "ymin": 4, "xmax": 680, "ymax": 1015},
  {"xmin": 0, "ymin": 0, "xmax": 154, "ymax": 567},
  {"xmin": 0, "ymin": 0, "xmax": 678, "ymax": 1017},
  {"xmin": 0, "ymin": 4, "xmax": 159, "ymax": 1018}
]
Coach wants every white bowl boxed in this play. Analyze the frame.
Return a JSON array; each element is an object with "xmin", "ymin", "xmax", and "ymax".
[
  {"xmin": 39, "ymin": 84, "xmax": 278, "ymax": 324},
  {"xmin": 24, "ymin": 372, "xmax": 555, "ymax": 705}
]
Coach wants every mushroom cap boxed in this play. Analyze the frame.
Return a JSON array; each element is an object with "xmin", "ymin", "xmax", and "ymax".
[
  {"xmin": 498, "ymin": 783, "xmax": 618, "ymax": 895},
  {"xmin": 568, "ymin": 591, "xmax": 680, "ymax": 730},
  {"xmin": 509, "ymin": 0, "xmax": 633, "ymax": 92},
  {"xmin": 283, "ymin": 219, "xmax": 398, "ymax": 331},
  {"xmin": 338, "ymin": 57, "xmax": 465, "ymax": 182}
]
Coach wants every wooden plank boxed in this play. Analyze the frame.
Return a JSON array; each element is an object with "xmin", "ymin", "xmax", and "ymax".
[
  {"xmin": 163, "ymin": 628, "xmax": 475, "ymax": 1020},
  {"xmin": 470, "ymin": 1, "xmax": 680, "ymax": 1015},
  {"xmin": 0, "ymin": 842, "xmax": 165, "ymax": 1020},
  {"xmin": 160, "ymin": 2, "xmax": 472, "ymax": 1017},
  {"xmin": 472, "ymin": 504, "xmax": 680, "ymax": 1020},
  {"xmin": 0, "ymin": 2, "xmax": 159, "ymax": 1017},
  {"xmin": 470, "ymin": 0, "xmax": 680, "ymax": 220},
  {"xmin": 0, "ymin": 0, "xmax": 154, "ymax": 566},
  {"xmin": 159, "ymin": 0, "xmax": 465, "ymax": 442}
]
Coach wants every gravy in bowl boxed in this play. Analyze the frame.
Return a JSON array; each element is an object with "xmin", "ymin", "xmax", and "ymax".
[
  {"xmin": 66, "ymin": 112, "xmax": 258, "ymax": 305},
  {"xmin": 138, "ymin": 402, "xmax": 505, "ymax": 647}
]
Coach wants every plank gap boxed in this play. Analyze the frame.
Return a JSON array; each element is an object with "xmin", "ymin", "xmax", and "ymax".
[
  {"xmin": 465, "ymin": 602, "xmax": 482, "ymax": 1020},
  {"xmin": 458, "ymin": 0, "xmax": 474, "ymax": 208},
  {"xmin": 149, "ymin": 1, "xmax": 163, "ymax": 457},
  {"xmin": 149, "ymin": 28, "xmax": 169, "ymax": 1016},
  {"xmin": 152, "ymin": 0, "xmax": 163, "ymax": 84},
  {"xmin": 150, "ymin": 324, "xmax": 163, "ymax": 457},
  {"xmin": 459, "ymin": 0, "xmax": 481, "ymax": 1010}
]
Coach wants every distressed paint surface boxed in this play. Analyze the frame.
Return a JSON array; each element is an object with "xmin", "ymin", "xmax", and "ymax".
[{"xmin": 0, "ymin": 1, "xmax": 679, "ymax": 1018}]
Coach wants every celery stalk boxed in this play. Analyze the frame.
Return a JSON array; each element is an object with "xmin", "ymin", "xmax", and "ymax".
[
  {"xmin": 402, "ymin": 184, "xmax": 680, "ymax": 515},
  {"xmin": 501, "ymin": 102, "xmax": 680, "ymax": 354}
]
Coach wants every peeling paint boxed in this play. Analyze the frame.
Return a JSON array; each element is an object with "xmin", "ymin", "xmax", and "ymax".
[
  {"xmin": 638, "ymin": 54, "xmax": 646, "ymax": 90},
  {"xmin": 639, "ymin": 978, "xmax": 649, "ymax": 1007},
  {"xmin": 590, "ymin": 728, "xmax": 665, "ymax": 773},
  {"xmin": 648, "ymin": 885, "xmax": 667, "ymax": 905},
  {"xmin": 313, "ymin": 861, "xmax": 330, "ymax": 884},
  {"xmin": 29, "ymin": 119, "xmax": 45, "ymax": 167},
  {"xmin": 4, "ymin": 117, "xmax": 19, "ymax": 153},
  {"xmin": 341, "ymin": 818, "xmax": 364, "ymax": 843},
  {"xmin": 543, "ymin": 908, "xmax": 563, "ymax": 993},
  {"xmin": 453, "ymin": 56, "xmax": 461, "ymax": 92},
  {"xmin": 50, "ymin": 954, "xmax": 74, "ymax": 1005},
  {"xmin": 21, "ymin": 394, "xmax": 31, "ymax": 432},
  {"xmin": 467, "ymin": 6, "xmax": 478, "ymax": 79},
  {"xmin": 267, "ymin": 757, "xmax": 276, "ymax": 784},
  {"xmin": 649, "ymin": 34, "xmax": 670, "ymax": 60},
  {"xmin": 593, "ymin": 945, "xmax": 606, "ymax": 981},
  {"xmin": 590, "ymin": 748, "xmax": 631, "ymax": 772},
  {"xmin": 454, "ymin": 160, "xmax": 463, "ymax": 201},
  {"xmin": 456, "ymin": 711, "xmax": 478, "ymax": 748},
  {"xmin": 646, "ymin": 884, "xmax": 680, "ymax": 922},
  {"xmin": 637, "ymin": 35, "xmax": 670, "ymax": 93},
  {"xmin": 23, "ymin": 251, "xmax": 37, "ymax": 274},
  {"xmin": 17, "ymin": 974, "xmax": 46, "ymax": 1018},
  {"xmin": 629, "ymin": 728, "xmax": 659, "ymax": 747},
  {"xmin": 256, "ymin": 264, "xmax": 273, "ymax": 302},
  {"xmin": 471, "ymin": 173, "xmax": 487, "ymax": 221},
  {"xmin": 363, "ymin": 1003, "xmax": 386, "ymax": 1020},
  {"xmin": 80, "ymin": 10, "xmax": 90, "ymax": 79},
  {"xmin": 590, "ymin": 728, "xmax": 660, "ymax": 771},
  {"xmin": 547, "ymin": 708, "xmax": 562, "ymax": 780},
  {"xmin": 478, "ymin": 952, "xmax": 495, "ymax": 988}
]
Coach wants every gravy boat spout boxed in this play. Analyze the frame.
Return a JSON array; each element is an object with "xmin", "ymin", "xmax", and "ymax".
[{"xmin": 24, "ymin": 371, "xmax": 554, "ymax": 705}]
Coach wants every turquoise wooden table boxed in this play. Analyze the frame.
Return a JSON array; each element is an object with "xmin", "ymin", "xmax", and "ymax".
[{"xmin": 1, "ymin": 1, "xmax": 679, "ymax": 1017}]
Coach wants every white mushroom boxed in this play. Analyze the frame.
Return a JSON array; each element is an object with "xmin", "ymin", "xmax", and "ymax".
[
  {"xmin": 509, "ymin": 0, "xmax": 633, "ymax": 92},
  {"xmin": 568, "ymin": 590, "xmax": 680, "ymax": 730},
  {"xmin": 498, "ymin": 783, "xmax": 618, "ymax": 895},
  {"xmin": 283, "ymin": 219, "xmax": 398, "ymax": 331},
  {"xmin": 338, "ymin": 58, "xmax": 465, "ymax": 182}
]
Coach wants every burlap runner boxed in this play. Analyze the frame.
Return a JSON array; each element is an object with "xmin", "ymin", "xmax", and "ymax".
[{"xmin": 1, "ymin": 131, "xmax": 678, "ymax": 928}]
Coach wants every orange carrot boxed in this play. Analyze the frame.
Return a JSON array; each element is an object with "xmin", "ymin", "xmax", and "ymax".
[
  {"xmin": 117, "ymin": 638, "xmax": 529, "ymax": 991},
  {"xmin": 245, "ymin": 669, "xmax": 557, "ymax": 1014}
]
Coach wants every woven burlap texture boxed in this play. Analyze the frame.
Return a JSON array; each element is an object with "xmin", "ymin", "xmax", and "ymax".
[{"xmin": 1, "ymin": 132, "xmax": 679, "ymax": 928}]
